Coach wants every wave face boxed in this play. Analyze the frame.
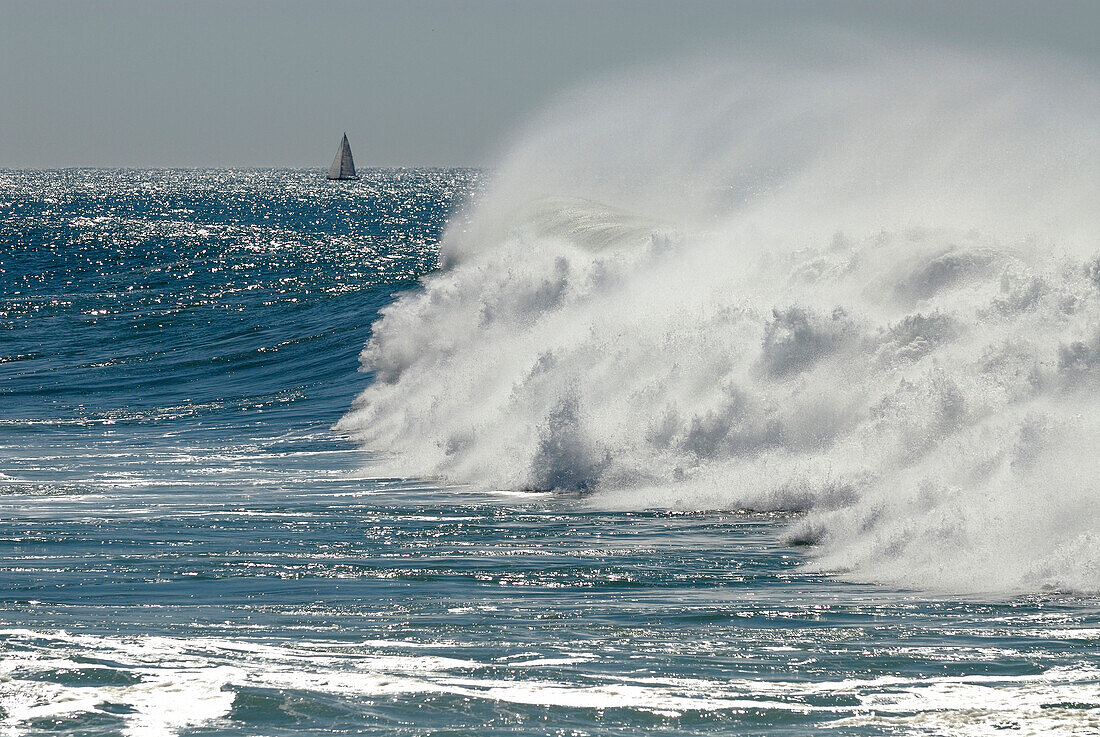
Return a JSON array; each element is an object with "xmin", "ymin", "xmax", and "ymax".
[
  {"xmin": 1, "ymin": 169, "xmax": 475, "ymax": 434},
  {"xmin": 338, "ymin": 46, "xmax": 1100, "ymax": 593}
]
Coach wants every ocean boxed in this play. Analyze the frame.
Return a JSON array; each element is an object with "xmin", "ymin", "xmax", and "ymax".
[{"xmin": 1, "ymin": 166, "xmax": 1097, "ymax": 736}]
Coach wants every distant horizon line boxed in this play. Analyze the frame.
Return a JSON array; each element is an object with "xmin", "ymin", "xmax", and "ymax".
[{"xmin": 0, "ymin": 165, "xmax": 485, "ymax": 171}]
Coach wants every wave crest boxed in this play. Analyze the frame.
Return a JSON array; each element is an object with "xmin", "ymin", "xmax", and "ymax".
[{"xmin": 339, "ymin": 43, "xmax": 1100, "ymax": 593}]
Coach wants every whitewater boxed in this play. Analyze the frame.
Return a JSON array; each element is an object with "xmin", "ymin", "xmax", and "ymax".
[{"xmin": 339, "ymin": 46, "xmax": 1100, "ymax": 594}]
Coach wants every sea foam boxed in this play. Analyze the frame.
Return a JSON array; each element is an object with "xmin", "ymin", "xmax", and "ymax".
[{"xmin": 338, "ymin": 43, "xmax": 1100, "ymax": 593}]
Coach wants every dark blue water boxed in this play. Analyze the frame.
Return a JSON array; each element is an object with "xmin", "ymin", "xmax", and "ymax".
[{"xmin": 0, "ymin": 170, "xmax": 1097, "ymax": 736}]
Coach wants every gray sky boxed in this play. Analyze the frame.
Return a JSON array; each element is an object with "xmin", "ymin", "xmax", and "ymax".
[{"xmin": 1, "ymin": 0, "xmax": 1096, "ymax": 168}]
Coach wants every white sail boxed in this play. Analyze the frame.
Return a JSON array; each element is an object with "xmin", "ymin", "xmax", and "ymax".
[{"xmin": 327, "ymin": 133, "xmax": 358, "ymax": 180}]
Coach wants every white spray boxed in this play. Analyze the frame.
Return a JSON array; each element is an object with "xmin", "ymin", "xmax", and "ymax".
[{"xmin": 338, "ymin": 42, "xmax": 1100, "ymax": 593}]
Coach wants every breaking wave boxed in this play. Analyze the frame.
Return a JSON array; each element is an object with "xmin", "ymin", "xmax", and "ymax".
[{"xmin": 338, "ymin": 43, "xmax": 1100, "ymax": 593}]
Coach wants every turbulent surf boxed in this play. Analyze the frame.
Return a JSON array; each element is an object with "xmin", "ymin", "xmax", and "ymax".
[{"xmin": 339, "ymin": 46, "xmax": 1100, "ymax": 593}]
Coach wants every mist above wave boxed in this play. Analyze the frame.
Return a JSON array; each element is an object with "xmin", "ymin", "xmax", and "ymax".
[{"xmin": 339, "ymin": 43, "xmax": 1100, "ymax": 593}]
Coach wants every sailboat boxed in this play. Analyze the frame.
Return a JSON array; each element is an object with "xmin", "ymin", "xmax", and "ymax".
[{"xmin": 327, "ymin": 133, "xmax": 360, "ymax": 181}]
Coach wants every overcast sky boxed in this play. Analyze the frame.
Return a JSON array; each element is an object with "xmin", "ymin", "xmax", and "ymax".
[{"xmin": 0, "ymin": 0, "xmax": 1096, "ymax": 168}]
